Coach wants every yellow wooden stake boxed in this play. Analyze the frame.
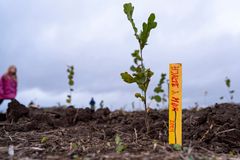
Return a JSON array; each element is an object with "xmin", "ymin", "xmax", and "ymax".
[{"xmin": 169, "ymin": 63, "xmax": 182, "ymax": 145}]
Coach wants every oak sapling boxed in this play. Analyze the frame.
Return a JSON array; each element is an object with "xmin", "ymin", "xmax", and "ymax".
[
  {"xmin": 121, "ymin": 2, "xmax": 157, "ymax": 111},
  {"xmin": 121, "ymin": 3, "xmax": 164, "ymax": 133},
  {"xmin": 66, "ymin": 65, "xmax": 75, "ymax": 106}
]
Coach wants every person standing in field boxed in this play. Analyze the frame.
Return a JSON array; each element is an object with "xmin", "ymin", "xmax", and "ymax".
[
  {"xmin": 89, "ymin": 97, "xmax": 96, "ymax": 110},
  {"xmin": 0, "ymin": 65, "xmax": 18, "ymax": 106}
]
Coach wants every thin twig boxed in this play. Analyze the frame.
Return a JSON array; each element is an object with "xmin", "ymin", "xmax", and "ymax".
[{"xmin": 215, "ymin": 128, "xmax": 239, "ymax": 135}]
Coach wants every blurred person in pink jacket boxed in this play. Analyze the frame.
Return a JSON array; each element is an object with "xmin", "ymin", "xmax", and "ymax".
[{"xmin": 0, "ymin": 65, "xmax": 18, "ymax": 105}]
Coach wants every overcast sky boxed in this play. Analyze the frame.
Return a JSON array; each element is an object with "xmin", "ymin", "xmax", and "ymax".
[{"xmin": 0, "ymin": 0, "xmax": 240, "ymax": 111}]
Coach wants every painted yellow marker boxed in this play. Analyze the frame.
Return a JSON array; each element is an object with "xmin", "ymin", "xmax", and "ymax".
[{"xmin": 169, "ymin": 63, "xmax": 182, "ymax": 145}]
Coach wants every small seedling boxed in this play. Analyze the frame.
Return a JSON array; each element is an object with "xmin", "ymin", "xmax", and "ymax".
[
  {"xmin": 220, "ymin": 77, "xmax": 235, "ymax": 102},
  {"xmin": 115, "ymin": 134, "xmax": 126, "ymax": 153},
  {"xmin": 172, "ymin": 144, "xmax": 182, "ymax": 151},
  {"xmin": 66, "ymin": 65, "xmax": 75, "ymax": 106},
  {"xmin": 41, "ymin": 136, "xmax": 48, "ymax": 143}
]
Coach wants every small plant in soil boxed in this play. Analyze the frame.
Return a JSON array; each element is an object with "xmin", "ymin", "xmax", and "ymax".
[
  {"xmin": 172, "ymin": 144, "xmax": 182, "ymax": 151},
  {"xmin": 41, "ymin": 136, "xmax": 48, "ymax": 143},
  {"xmin": 115, "ymin": 134, "xmax": 126, "ymax": 153},
  {"xmin": 121, "ymin": 3, "xmax": 166, "ymax": 133},
  {"xmin": 66, "ymin": 65, "xmax": 75, "ymax": 106}
]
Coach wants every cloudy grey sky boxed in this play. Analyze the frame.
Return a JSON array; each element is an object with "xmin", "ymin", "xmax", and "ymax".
[{"xmin": 0, "ymin": 0, "xmax": 240, "ymax": 111}]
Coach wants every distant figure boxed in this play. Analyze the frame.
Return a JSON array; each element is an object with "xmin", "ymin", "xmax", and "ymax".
[
  {"xmin": 100, "ymin": 100, "xmax": 104, "ymax": 109},
  {"xmin": 89, "ymin": 97, "xmax": 96, "ymax": 110},
  {"xmin": 0, "ymin": 65, "xmax": 18, "ymax": 106}
]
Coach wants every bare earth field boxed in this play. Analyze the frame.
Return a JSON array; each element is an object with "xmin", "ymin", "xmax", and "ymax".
[{"xmin": 0, "ymin": 100, "xmax": 239, "ymax": 160}]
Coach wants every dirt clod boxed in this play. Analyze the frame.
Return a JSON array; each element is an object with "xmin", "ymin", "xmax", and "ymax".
[
  {"xmin": 6, "ymin": 99, "xmax": 29, "ymax": 122},
  {"xmin": 0, "ymin": 113, "xmax": 6, "ymax": 121}
]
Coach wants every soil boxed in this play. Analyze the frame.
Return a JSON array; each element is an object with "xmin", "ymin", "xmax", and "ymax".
[{"xmin": 0, "ymin": 100, "xmax": 239, "ymax": 160}]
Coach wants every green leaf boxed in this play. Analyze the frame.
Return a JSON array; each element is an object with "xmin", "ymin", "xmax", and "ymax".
[
  {"xmin": 135, "ymin": 93, "xmax": 142, "ymax": 98},
  {"xmin": 172, "ymin": 144, "xmax": 182, "ymax": 151},
  {"xmin": 66, "ymin": 99, "xmax": 71, "ymax": 104},
  {"xmin": 146, "ymin": 69, "xmax": 154, "ymax": 77},
  {"xmin": 130, "ymin": 65, "xmax": 136, "ymax": 72},
  {"xmin": 121, "ymin": 72, "xmax": 135, "ymax": 83},
  {"xmin": 69, "ymin": 80, "xmax": 74, "ymax": 86},
  {"xmin": 115, "ymin": 134, "xmax": 126, "ymax": 153},
  {"xmin": 160, "ymin": 73, "xmax": 167, "ymax": 84},
  {"xmin": 154, "ymin": 87, "xmax": 163, "ymax": 93},
  {"xmin": 41, "ymin": 136, "xmax": 48, "ymax": 143},
  {"xmin": 139, "ymin": 13, "xmax": 157, "ymax": 50},
  {"xmin": 123, "ymin": 3, "xmax": 134, "ymax": 21},
  {"xmin": 151, "ymin": 95, "xmax": 161, "ymax": 102},
  {"xmin": 116, "ymin": 144, "xmax": 126, "ymax": 153},
  {"xmin": 123, "ymin": 3, "xmax": 140, "ymax": 42},
  {"xmin": 68, "ymin": 75, "xmax": 73, "ymax": 80},
  {"xmin": 134, "ymin": 72, "xmax": 146, "ymax": 84},
  {"xmin": 135, "ymin": 93, "xmax": 145, "ymax": 102},
  {"xmin": 225, "ymin": 77, "xmax": 231, "ymax": 88},
  {"xmin": 148, "ymin": 13, "xmax": 157, "ymax": 28},
  {"xmin": 131, "ymin": 50, "xmax": 142, "ymax": 65},
  {"xmin": 115, "ymin": 134, "xmax": 121, "ymax": 145},
  {"xmin": 131, "ymin": 50, "xmax": 140, "ymax": 58}
]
